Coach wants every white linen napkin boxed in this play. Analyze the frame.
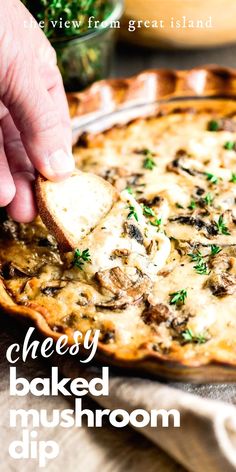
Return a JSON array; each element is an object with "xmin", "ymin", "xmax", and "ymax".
[{"xmin": 60, "ymin": 359, "xmax": 236, "ymax": 472}]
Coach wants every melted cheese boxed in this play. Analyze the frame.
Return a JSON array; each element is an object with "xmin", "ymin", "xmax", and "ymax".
[
  {"xmin": 1, "ymin": 105, "xmax": 236, "ymax": 366},
  {"xmin": 73, "ymin": 190, "xmax": 171, "ymax": 281}
]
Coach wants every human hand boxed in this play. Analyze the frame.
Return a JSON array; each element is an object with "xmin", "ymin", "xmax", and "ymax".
[{"xmin": 0, "ymin": 0, "xmax": 74, "ymax": 223}]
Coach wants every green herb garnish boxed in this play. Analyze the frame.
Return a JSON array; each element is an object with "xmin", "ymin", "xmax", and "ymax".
[
  {"xmin": 143, "ymin": 157, "xmax": 156, "ymax": 170},
  {"xmin": 188, "ymin": 200, "xmax": 197, "ymax": 210},
  {"xmin": 216, "ymin": 215, "xmax": 230, "ymax": 235},
  {"xmin": 193, "ymin": 261, "xmax": 209, "ymax": 275},
  {"xmin": 150, "ymin": 217, "xmax": 162, "ymax": 228},
  {"xmin": 188, "ymin": 246, "xmax": 222, "ymax": 274},
  {"xmin": 188, "ymin": 245, "xmax": 223, "ymax": 274},
  {"xmin": 208, "ymin": 120, "xmax": 220, "ymax": 131},
  {"xmin": 126, "ymin": 186, "xmax": 133, "ymax": 195},
  {"xmin": 182, "ymin": 328, "xmax": 207, "ymax": 344},
  {"xmin": 142, "ymin": 150, "xmax": 156, "ymax": 170},
  {"xmin": 176, "ymin": 202, "xmax": 184, "ymax": 209},
  {"xmin": 142, "ymin": 205, "xmax": 155, "ymax": 217},
  {"xmin": 204, "ymin": 193, "xmax": 214, "ymax": 206},
  {"xmin": 73, "ymin": 248, "xmax": 91, "ymax": 269},
  {"xmin": 188, "ymin": 250, "xmax": 203, "ymax": 264},
  {"xmin": 230, "ymin": 172, "xmax": 236, "ymax": 183},
  {"xmin": 22, "ymin": 0, "xmax": 113, "ymax": 39},
  {"xmin": 188, "ymin": 251, "xmax": 209, "ymax": 275},
  {"xmin": 210, "ymin": 245, "xmax": 222, "ymax": 256},
  {"xmin": 224, "ymin": 141, "xmax": 236, "ymax": 150},
  {"xmin": 205, "ymin": 172, "xmax": 218, "ymax": 184},
  {"xmin": 127, "ymin": 205, "xmax": 138, "ymax": 221},
  {"xmin": 22, "ymin": 1, "xmax": 113, "ymax": 91},
  {"xmin": 169, "ymin": 289, "xmax": 187, "ymax": 306}
]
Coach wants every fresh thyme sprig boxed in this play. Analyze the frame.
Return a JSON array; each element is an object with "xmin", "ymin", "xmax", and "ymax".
[
  {"xmin": 210, "ymin": 245, "xmax": 222, "ymax": 256},
  {"xmin": 230, "ymin": 172, "xmax": 236, "ymax": 183},
  {"xmin": 188, "ymin": 250, "xmax": 209, "ymax": 275},
  {"xmin": 188, "ymin": 245, "xmax": 222, "ymax": 275},
  {"xmin": 150, "ymin": 217, "xmax": 162, "ymax": 228},
  {"xmin": 142, "ymin": 205, "xmax": 155, "ymax": 217},
  {"xmin": 181, "ymin": 328, "xmax": 207, "ymax": 344},
  {"xmin": 205, "ymin": 172, "xmax": 218, "ymax": 184},
  {"xmin": 203, "ymin": 193, "xmax": 214, "ymax": 206},
  {"xmin": 143, "ymin": 157, "xmax": 156, "ymax": 170},
  {"xmin": 193, "ymin": 261, "xmax": 209, "ymax": 275},
  {"xmin": 142, "ymin": 149, "xmax": 156, "ymax": 170},
  {"xmin": 141, "ymin": 204, "xmax": 162, "ymax": 230},
  {"xmin": 224, "ymin": 141, "xmax": 236, "ymax": 150},
  {"xmin": 127, "ymin": 205, "xmax": 138, "ymax": 221},
  {"xmin": 188, "ymin": 200, "xmax": 197, "ymax": 210},
  {"xmin": 169, "ymin": 289, "xmax": 187, "ymax": 306},
  {"xmin": 126, "ymin": 186, "xmax": 133, "ymax": 195},
  {"xmin": 188, "ymin": 250, "xmax": 203, "ymax": 264},
  {"xmin": 208, "ymin": 120, "xmax": 220, "ymax": 131},
  {"xmin": 216, "ymin": 215, "xmax": 230, "ymax": 235}
]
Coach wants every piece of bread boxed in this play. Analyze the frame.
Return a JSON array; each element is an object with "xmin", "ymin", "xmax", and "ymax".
[{"xmin": 35, "ymin": 171, "xmax": 118, "ymax": 251}]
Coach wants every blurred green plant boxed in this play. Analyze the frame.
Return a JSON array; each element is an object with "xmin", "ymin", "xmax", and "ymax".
[
  {"xmin": 22, "ymin": 0, "xmax": 119, "ymax": 91},
  {"xmin": 22, "ymin": 0, "xmax": 112, "ymax": 39}
]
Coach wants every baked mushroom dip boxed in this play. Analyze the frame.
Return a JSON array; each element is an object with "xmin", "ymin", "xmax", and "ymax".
[{"xmin": 1, "ymin": 103, "xmax": 236, "ymax": 372}]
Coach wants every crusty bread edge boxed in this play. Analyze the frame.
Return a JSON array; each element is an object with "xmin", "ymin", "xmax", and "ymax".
[
  {"xmin": 35, "ymin": 174, "xmax": 118, "ymax": 252},
  {"xmin": 35, "ymin": 175, "xmax": 74, "ymax": 251}
]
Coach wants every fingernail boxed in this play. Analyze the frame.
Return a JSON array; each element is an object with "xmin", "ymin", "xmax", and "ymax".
[{"xmin": 48, "ymin": 149, "xmax": 75, "ymax": 177}]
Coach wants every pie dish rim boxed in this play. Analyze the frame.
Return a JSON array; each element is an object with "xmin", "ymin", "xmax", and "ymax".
[{"xmin": 2, "ymin": 65, "xmax": 236, "ymax": 381}]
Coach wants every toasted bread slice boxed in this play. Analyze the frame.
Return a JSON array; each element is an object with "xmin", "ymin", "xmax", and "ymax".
[{"xmin": 36, "ymin": 171, "xmax": 118, "ymax": 251}]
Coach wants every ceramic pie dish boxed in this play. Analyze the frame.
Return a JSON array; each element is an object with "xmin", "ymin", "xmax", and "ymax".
[{"xmin": 1, "ymin": 65, "xmax": 236, "ymax": 382}]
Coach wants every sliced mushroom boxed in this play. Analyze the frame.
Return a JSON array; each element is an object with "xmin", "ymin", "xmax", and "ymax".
[
  {"xmin": 41, "ymin": 280, "xmax": 67, "ymax": 296},
  {"xmin": 167, "ymin": 159, "xmax": 194, "ymax": 177},
  {"xmin": 207, "ymin": 272, "xmax": 236, "ymax": 297},
  {"xmin": 38, "ymin": 235, "xmax": 57, "ymax": 249},
  {"xmin": 96, "ymin": 267, "xmax": 132, "ymax": 294},
  {"xmin": 208, "ymin": 253, "xmax": 233, "ymax": 272},
  {"xmin": 95, "ymin": 267, "xmax": 151, "ymax": 309},
  {"xmin": 174, "ymin": 240, "xmax": 194, "ymax": 256},
  {"xmin": 138, "ymin": 196, "xmax": 164, "ymax": 207},
  {"xmin": 102, "ymin": 167, "xmax": 143, "ymax": 191},
  {"xmin": 123, "ymin": 222, "xmax": 144, "ymax": 245},
  {"xmin": 146, "ymin": 240, "xmax": 158, "ymax": 257},
  {"xmin": 100, "ymin": 330, "xmax": 116, "ymax": 344},
  {"xmin": 167, "ymin": 150, "xmax": 202, "ymax": 177},
  {"xmin": 0, "ymin": 262, "xmax": 37, "ymax": 279},
  {"xmin": 171, "ymin": 315, "xmax": 189, "ymax": 334},
  {"xmin": 112, "ymin": 248, "xmax": 131, "ymax": 258},
  {"xmin": 169, "ymin": 215, "xmax": 219, "ymax": 237},
  {"xmin": 142, "ymin": 303, "xmax": 171, "ymax": 325},
  {"xmin": 194, "ymin": 187, "xmax": 205, "ymax": 197},
  {"xmin": 127, "ymin": 173, "xmax": 144, "ymax": 186}
]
